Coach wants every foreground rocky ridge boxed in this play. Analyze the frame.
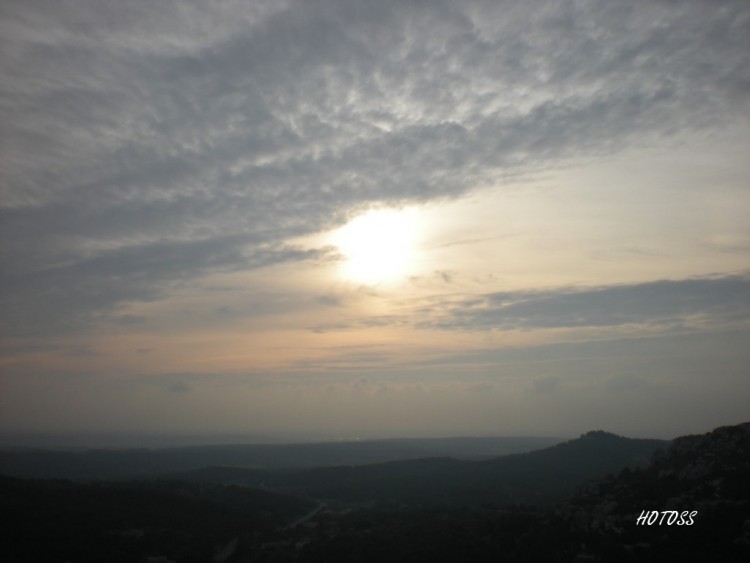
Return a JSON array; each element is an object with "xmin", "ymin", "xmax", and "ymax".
[{"xmin": 552, "ymin": 422, "xmax": 750, "ymax": 561}]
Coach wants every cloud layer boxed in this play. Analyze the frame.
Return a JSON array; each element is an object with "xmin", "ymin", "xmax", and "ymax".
[
  {"xmin": 2, "ymin": 0, "xmax": 749, "ymax": 338},
  {"xmin": 421, "ymin": 275, "xmax": 750, "ymax": 332}
]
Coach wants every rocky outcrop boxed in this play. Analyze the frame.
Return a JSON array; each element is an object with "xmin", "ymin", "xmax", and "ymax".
[{"xmin": 557, "ymin": 422, "xmax": 750, "ymax": 561}]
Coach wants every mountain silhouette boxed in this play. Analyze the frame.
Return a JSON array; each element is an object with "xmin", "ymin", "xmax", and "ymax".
[{"xmin": 175, "ymin": 430, "xmax": 666, "ymax": 505}]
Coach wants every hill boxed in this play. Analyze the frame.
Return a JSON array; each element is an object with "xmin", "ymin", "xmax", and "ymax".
[
  {"xmin": 554, "ymin": 421, "xmax": 750, "ymax": 560},
  {"xmin": 0, "ymin": 475, "xmax": 315, "ymax": 563},
  {"xmin": 3, "ymin": 424, "xmax": 745, "ymax": 561},
  {"xmin": 174, "ymin": 430, "xmax": 666, "ymax": 506},
  {"xmin": 268, "ymin": 422, "xmax": 750, "ymax": 562},
  {"xmin": 0, "ymin": 435, "xmax": 560, "ymax": 480}
]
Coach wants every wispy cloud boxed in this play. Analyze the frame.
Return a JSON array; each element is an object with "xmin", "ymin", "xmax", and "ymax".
[
  {"xmin": 2, "ymin": 0, "xmax": 748, "ymax": 338},
  {"xmin": 423, "ymin": 275, "xmax": 750, "ymax": 332},
  {"xmin": 313, "ymin": 274, "xmax": 750, "ymax": 334}
]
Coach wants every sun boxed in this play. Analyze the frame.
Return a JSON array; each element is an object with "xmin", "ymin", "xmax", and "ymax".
[{"xmin": 331, "ymin": 207, "xmax": 421, "ymax": 284}]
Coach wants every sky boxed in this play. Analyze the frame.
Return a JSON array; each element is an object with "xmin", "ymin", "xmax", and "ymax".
[{"xmin": 1, "ymin": 0, "xmax": 749, "ymax": 445}]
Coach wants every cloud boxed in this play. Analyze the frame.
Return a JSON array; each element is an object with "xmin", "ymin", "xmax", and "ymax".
[
  {"xmin": 419, "ymin": 274, "xmax": 750, "ymax": 332},
  {"xmin": 531, "ymin": 376, "xmax": 561, "ymax": 395},
  {"xmin": 316, "ymin": 294, "xmax": 343, "ymax": 307},
  {"xmin": 1, "ymin": 0, "xmax": 748, "ymax": 338},
  {"xmin": 309, "ymin": 275, "xmax": 750, "ymax": 335},
  {"xmin": 167, "ymin": 381, "xmax": 191, "ymax": 395},
  {"xmin": 0, "ymin": 232, "xmax": 321, "ymax": 337},
  {"xmin": 605, "ymin": 373, "xmax": 647, "ymax": 393},
  {"xmin": 465, "ymin": 381, "xmax": 494, "ymax": 394}
]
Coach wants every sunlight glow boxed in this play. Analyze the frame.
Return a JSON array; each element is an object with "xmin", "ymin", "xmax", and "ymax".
[{"xmin": 332, "ymin": 208, "xmax": 421, "ymax": 284}]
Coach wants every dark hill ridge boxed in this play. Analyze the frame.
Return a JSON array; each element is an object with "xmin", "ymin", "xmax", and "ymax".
[
  {"xmin": 282, "ymin": 422, "xmax": 750, "ymax": 562},
  {"xmin": 662, "ymin": 421, "xmax": 750, "ymax": 482},
  {"xmin": 173, "ymin": 430, "xmax": 667, "ymax": 506},
  {"xmin": 0, "ymin": 474, "xmax": 316, "ymax": 563},
  {"xmin": 565, "ymin": 422, "xmax": 750, "ymax": 516},
  {"xmin": 5, "ymin": 424, "xmax": 746, "ymax": 562},
  {"xmin": 0, "ymin": 435, "xmax": 560, "ymax": 480},
  {"xmin": 551, "ymin": 421, "xmax": 750, "ymax": 561}
]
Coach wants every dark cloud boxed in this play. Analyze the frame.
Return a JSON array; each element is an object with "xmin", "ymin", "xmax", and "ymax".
[
  {"xmin": 167, "ymin": 382, "xmax": 191, "ymax": 395},
  {"xmin": 314, "ymin": 275, "xmax": 750, "ymax": 334},
  {"xmin": 316, "ymin": 294, "xmax": 343, "ymax": 307},
  {"xmin": 531, "ymin": 376, "xmax": 561, "ymax": 395},
  {"xmin": 605, "ymin": 374, "xmax": 647, "ymax": 393},
  {"xmin": 419, "ymin": 275, "xmax": 750, "ymax": 332},
  {"xmin": 0, "ymin": 232, "xmax": 321, "ymax": 336},
  {"xmin": 1, "ymin": 0, "xmax": 748, "ymax": 337}
]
